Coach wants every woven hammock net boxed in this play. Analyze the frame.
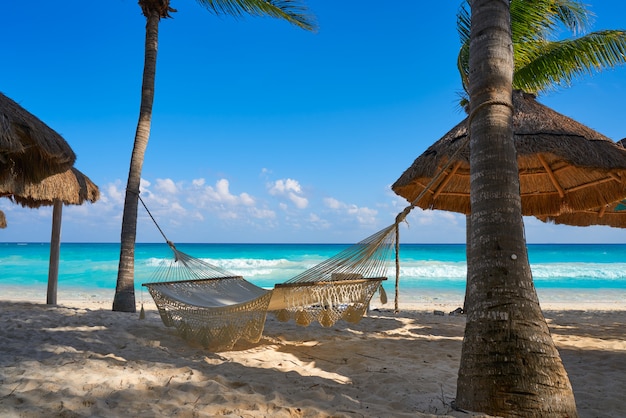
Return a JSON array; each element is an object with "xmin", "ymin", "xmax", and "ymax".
[
  {"xmin": 143, "ymin": 246, "xmax": 273, "ymax": 351},
  {"xmin": 269, "ymin": 224, "xmax": 394, "ymax": 327},
  {"xmin": 143, "ymin": 224, "xmax": 395, "ymax": 351}
]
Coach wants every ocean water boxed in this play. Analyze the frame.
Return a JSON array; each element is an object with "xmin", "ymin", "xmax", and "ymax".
[{"xmin": 2, "ymin": 242, "xmax": 626, "ymax": 305}]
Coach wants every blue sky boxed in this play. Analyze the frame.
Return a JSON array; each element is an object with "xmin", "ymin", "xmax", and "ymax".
[{"xmin": 1, "ymin": 0, "xmax": 625, "ymax": 244}]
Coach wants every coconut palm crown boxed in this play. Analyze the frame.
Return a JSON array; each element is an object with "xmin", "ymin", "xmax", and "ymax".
[{"xmin": 457, "ymin": 0, "xmax": 626, "ymax": 104}]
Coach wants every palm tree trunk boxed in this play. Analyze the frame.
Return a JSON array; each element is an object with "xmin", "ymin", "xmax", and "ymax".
[
  {"xmin": 112, "ymin": 10, "xmax": 160, "ymax": 313},
  {"xmin": 455, "ymin": 0, "xmax": 578, "ymax": 416}
]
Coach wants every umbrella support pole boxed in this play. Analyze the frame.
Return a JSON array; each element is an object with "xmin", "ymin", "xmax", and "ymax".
[{"xmin": 47, "ymin": 200, "xmax": 62, "ymax": 305}]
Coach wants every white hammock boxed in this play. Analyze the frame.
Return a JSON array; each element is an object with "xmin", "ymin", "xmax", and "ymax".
[
  {"xmin": 143, "ymin": 225, "xmax": 394, "ymax": 351},
  {"xmin": 140, "ymin": 196, "xmax": 396, "ymax": 351}
]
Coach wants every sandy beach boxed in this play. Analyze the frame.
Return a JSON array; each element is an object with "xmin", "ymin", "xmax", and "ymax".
[{"xmin": 1, "ymin": 297, "xmax": 625, "ymax": 418}]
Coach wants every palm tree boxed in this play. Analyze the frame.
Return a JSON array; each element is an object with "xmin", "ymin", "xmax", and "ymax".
[
  {"xmin": 457, "ymin": 0, "xmax": 626, "ymax": 104},
  {"xmin": 112, "ymin": 0, "xmax": 316, "ymax": 313},
  {"xmin": 454, "ymin": 2, "xmax": 624, "ymax": 413},
  {"xmin": 454, "ymin": 0, "xmax": 578, "ymax": 415}
]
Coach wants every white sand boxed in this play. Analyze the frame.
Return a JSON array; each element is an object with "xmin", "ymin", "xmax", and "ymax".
[{"xmin": 1, "ymin": 298, "xmax": 625, "ymax": 417}]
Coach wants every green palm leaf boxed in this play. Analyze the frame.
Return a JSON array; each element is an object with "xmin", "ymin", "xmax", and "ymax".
[
  {"xmin": 195, "ymin": 0, "xmax": 317, "ymax": 31},
  {"xmin": 515, "ymin": 30, "xmax": 626, "ymax": 94},
  {"xmin": 457, "ymin": 0, "xmax": 625, "ymax": 101}
]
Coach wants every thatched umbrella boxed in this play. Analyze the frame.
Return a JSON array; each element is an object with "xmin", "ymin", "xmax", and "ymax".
[
  {"xmin": 533, "ymin": 138, "xmax": 626, "ymax": 229},
  {"xmin": 0, "ymin": 209, "xmax": 6, "ymax": 228},
  {"xmin": 1, "ymin": 167, "xmax": 100, "ymax": 304},
  {"xmin": 1, "ymin": 92, "xmax": 76, "ymax": 182},
  {"xmin": 538, "ymin": 199, "xmax": 626, "ymax": 228},
  {"xmin": 393, "ymin": 91, "xmax": 626, "ymax": 217},
  {"xmin": 1, "ymin": 167, "xmax": 100, "ymax": 208}
]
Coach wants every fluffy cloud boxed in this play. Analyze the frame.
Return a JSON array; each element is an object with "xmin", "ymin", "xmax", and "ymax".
[
  {"xmin": 323, "ymin": 197, "xmax": 341, "ymax": 209},
  {"xmin": 307, "ymin": 212, "xmax": 331, "ymax": 229},
  {"xmin": 268, "ymin": 178, "xmax": 309, "ymax": 209},
  {"xmin": 192, "ymin": 178, "xmax": 205, "ymax": 187},
  {"xmin": 155, "ymin": 178, "xmax": 179, "ymax": 194},
  {"xmin": 195, "ymin": 178, "xmax": 256, "ymax": 207},
  {"xmin": 323, "ymin": 197, "xmax": 378, "ymax": 225},
  {"xmin": 105, "ymin": 182, "xmax": 125, "ymax": 205}
]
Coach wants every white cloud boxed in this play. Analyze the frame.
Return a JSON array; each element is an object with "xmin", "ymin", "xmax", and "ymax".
[
  {"xmin": 215, "ymin": 179, "xmax": 236, "ymax": 203},
  {"xmin": 307, "ymin": 212, "xmax": 331, "ymax": 229},
  {"xmin": 349, "ymin": 205, "xmax": 378, "ymax": 225},
  {"xmin": 323, "ymin": 196, "xmax": 378, "ymax": 225},
  {"xmin": 240, "ymin": 193, "xmax": 255, "ymax": 206},
  {"xmin": 324, "ymin": 197, "xmax": 341, "ymax": 209},
  {"xmin": 250, "ymin": 207, "xmax": 276, "ymax": 219},
  {"xmin": 289, "ymin": 193, "xmax": 308, "ymax": 209},
  {"xmin": 155, "ymin": 178, "xmax": 179, "ymax": 194},
  {"xmin": 169, "ymin": 201, "xmax": 186, "ymax": 215},
  {"xmin": 269, "ymin": 178, "xmax": 302, "ymax": 195},
  {"xmin": 268, "ymin": 178, "xmax": 309, "ymax": 209},
  {"xmin": 195, "ymin": 179, "xmax": 256, "ymax": 207},
  {"xmin": 106, "ymin": 182, "xmax": 125, "ymax": 205}
]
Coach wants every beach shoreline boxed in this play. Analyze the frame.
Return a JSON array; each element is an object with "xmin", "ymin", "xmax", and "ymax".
[{"xmin": 1, "ymin": 298, "xmax": 625, "ymax": 417}]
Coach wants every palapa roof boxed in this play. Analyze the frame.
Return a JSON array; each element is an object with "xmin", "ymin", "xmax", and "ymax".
[
  {"xmin": 0, "ymin": 210, "xmax": 6, "ymax": 229},
  {"xmin": 392, "ymin": 91, "xmax": 626, "ymax": 216},
  {"xmin": 537, "ymin": 138, "xmax": 626, "ymax": 229},
  {"xmin": 0, "ymin": 167, "xmax": 100, "ymax": 208},
  {"xmin": 538, "ymin": 199, "xmax": 626, "ymax": 229},
  {"xmin": 0, "ymin": 92, "xmax": 76, "ymax": 183}
]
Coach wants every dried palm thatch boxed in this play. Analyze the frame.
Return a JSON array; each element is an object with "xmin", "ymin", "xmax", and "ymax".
[
  {"xmin": 538, "ymin": 199, "xmax": 626, "ymax": 228},
  {"xmin": 392, "ymin": 91, "xmax": 626, "ymax": 216},
  {"xmin": 0, "ymin": 167, "xmax": 99, "ymax": 305},
  {"xmin": 0, "ymin": 167, "xmax": 99, "ymax": 208},
  {"xmin": 0, "ymin": 209, "xmax": 6, "ymax": 229},
  {"xmin": 0, "ymin": 92, "xmax": 76, "ymax": 183},
  {"xmin": 535, "ymin": 138, "xmax": 626, "ymax": 228}
]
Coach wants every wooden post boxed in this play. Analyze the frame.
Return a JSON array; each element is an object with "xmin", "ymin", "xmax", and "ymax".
[{"xmin": 47, "ymin": 200, "xmax": 63, "ymax": 305}]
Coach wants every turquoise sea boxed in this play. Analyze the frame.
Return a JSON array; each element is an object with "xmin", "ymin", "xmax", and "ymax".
[{"xmin": 2, "ymin": 242, "xmax": 626, "ymax": 305}]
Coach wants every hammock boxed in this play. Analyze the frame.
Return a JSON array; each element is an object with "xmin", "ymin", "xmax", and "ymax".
[
  {"xmin": 140, "ymin": 196, "xmax": 401, "ymax": 351},
  {"xmin": 267, "ymin": 225, "xmax": 393, "ymax": 327},
  {"xmin": 143, "ymin": 244, "xmax": 273, "ymax": 351},
  {"xmin": 143, "ymin": 226, "xmax": 394, "ymax": 350}
]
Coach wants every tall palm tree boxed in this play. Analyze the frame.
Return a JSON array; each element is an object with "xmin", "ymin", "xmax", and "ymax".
[
  {"xmin": 457, "ymin": 0, "xmax": 626, "ymax": 104},
  {"xmin": 455, "ymin": 0, "xmax": 578, "ymax": 415},
  {"xmin": 454, "ymin": 2, "xmax": 624, "ymax": 412},
  {"xmin": 112, "ymin": 0, "xmax": 316, "ymax": 313}
]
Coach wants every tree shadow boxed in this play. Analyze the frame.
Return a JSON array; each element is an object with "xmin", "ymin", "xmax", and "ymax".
[
  {"xmin": 543, "ymin": 309, "xmax": 626, "ymax": 418},
  {"xmin": 0, "ymin": 301, "xmax": 439, "ymax": 417}
]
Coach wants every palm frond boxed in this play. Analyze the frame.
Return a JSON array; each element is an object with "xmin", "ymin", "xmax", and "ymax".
[
  {"xmin": 457, "ymin": 0, "xmax": 592, "ymax": 91},
  {"xmin": 552, "ymin": 0, "xmax": 592, "ymax": 35},
  {"xmin": 195, "ymin": 0, "xmax": 317, "ymax": 32},
  {"xmin": 514, "ymin": 30, "xmax": 626, "ymax": 94},
  {"xmin": 457, "ymin": 42, "xmax": 470, "ymax": 96},
  {"xmin": 456, "ymin": 1, "xmax": 471, "ymax": 96},
  {"xmin": 457, "ymin": 1, "xmax": 470, "ymax": 46},
  {"xmin": 457, "ymin": 0, "xmax": 618, "ymax": 100},
  {"xmin": 511, "ymin": 0, "xmax": 590, "ymax": 42}
]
